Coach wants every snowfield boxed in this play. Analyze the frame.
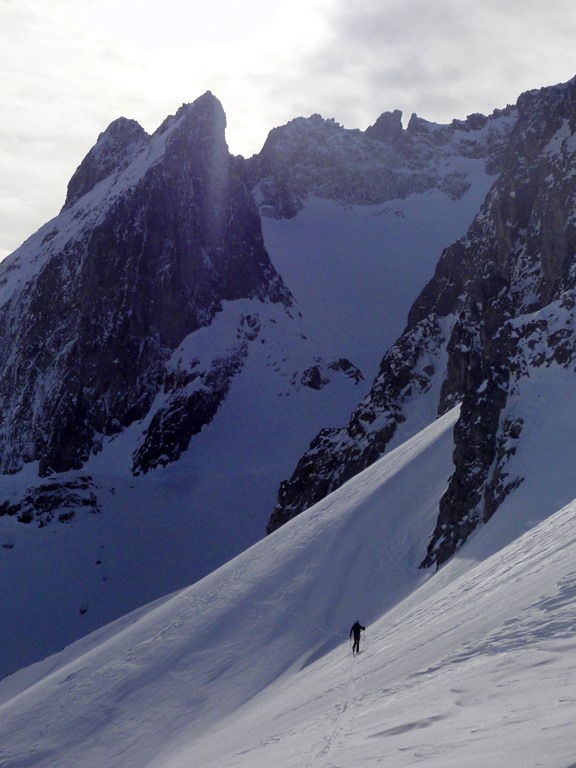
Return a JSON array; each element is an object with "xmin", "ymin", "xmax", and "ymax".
[{"xmin": 2, "ymin": 401, "xmax": 576, "ymax": 767}]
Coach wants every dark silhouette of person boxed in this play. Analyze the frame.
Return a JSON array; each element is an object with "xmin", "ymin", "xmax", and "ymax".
[{"xmin": 350, "ymin": 620, "xmax": 365, "ymax": 654}]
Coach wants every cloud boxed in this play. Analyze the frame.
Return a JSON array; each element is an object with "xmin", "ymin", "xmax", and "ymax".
[
  {"xmin": 276, "ymin": 0, "xmax": 576, "ymax": 128},
  {"xmin": 0, "ymin": 2, "xmax": 154, "ymax": 256}
]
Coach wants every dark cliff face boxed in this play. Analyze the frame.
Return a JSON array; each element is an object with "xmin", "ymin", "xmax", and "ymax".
[
  {"xmin": 420, "ymin": 78, "xmax": 576, "ymax": 567},
  {"xmin": 0, "ymin": 92, "xmax": 291, "ymax": 477},
  {"xmin": 268, "ymin": 77, "xmax": 576, "ymax": 566}
]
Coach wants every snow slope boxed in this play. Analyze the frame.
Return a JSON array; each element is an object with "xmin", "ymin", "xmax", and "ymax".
[
  {"xmin": 2, "ymin": 372, "xmax": 576, "ymax": 766},
  {"xmin": 0, "ymin": 297, "xmax": 365, "ymax": 678}
]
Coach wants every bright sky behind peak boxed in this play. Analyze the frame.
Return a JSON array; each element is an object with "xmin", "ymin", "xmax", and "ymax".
[
  {"xmin": 1, "ymin": 0, "xmax": 576, "ymax": 259},
  {"xmin": 66, "ymin": 0, "xmax": 285, "ymax": 46}
]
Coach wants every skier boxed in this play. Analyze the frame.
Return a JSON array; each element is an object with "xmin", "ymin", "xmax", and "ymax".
[{"xmin": 349, "ymin": 620, "xmax": 365, "ymax": 654}]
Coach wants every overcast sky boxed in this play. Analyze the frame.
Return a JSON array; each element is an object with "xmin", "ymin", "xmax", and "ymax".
[{"xmin": 2, "ymin": 0, "xmax": 576, "ymax": 259}]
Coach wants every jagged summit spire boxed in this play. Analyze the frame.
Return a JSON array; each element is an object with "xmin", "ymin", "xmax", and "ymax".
[
  {"xmin": 62, "ymin": 116, "xmax": 149, "ymax": 210},
  {"xmin": 64, "ymin": 92, "xmax": 228, "ymax": 211},
  {"xmin": 156, "ymin": 90, "xmax": 227, "ymax": 140},
  {"xmin": 365, "ymin": 109, "xmax": 404, "ymax": 143}
]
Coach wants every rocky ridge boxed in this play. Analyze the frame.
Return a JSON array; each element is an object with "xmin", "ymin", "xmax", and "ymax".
[
  {"xmin": 1, "ymin": 83, "xmax": 544, "ymax": 680},
  {"xmin": 247, "ymin": 105, "xmax": 515, "ymax": 219}
]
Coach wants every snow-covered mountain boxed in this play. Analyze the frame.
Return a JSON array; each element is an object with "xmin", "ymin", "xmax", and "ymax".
[
  {"xmin": 271, "ymin": 77, "xmax": 576, "ymax": 569},
  {"xmin": 3, "ymin": 75, "xmax": 576, "ymax": 765},
  {"xmin": 0, "ymin": 91, "xmax": 293, "ymax": 479},
  {"xmin": 2, "ymin": 397, "xmax": 576, "ymax": 767},
  {"xmin": 0, "ymin": 89, "xmax": 505, "ymax": 678}
]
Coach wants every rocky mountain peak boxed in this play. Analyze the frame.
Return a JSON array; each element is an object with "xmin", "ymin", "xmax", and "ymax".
[
  {"xmin": 4, "ymin": 77, "xmax": 576, "ymax": 682},
  {"xmin": 156, "ymin": 91, "xmax": 227, "ymax": 145},
  {"xmin": 0, "ymin": 92, "xmax": 291, "ymax": 477},
  {"xmin": 364, "ymin": 109, "xmax": 404, "ymax": 143},
  {"xmin": 62, "ymin": 116, "xmax": 149, "ymax": 210}
]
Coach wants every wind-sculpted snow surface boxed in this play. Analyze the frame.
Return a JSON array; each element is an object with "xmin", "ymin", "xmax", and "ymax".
[{"xmin": 2, "ymin": 406, "xmax": 576, "ymax": 767}]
